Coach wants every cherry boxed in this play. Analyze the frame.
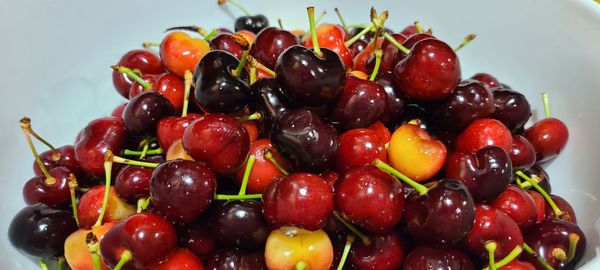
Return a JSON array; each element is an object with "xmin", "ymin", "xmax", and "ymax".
[
  {"xmin": 304, "ymin": 23, "xmax": 353, "ymax": 67},
  {"xmin": 156, "ymin": 113, "xmax": 201, "ymax": 150},
  {"xmin": 491, "ymin": 185, "xmax": 538, "ymax": 231},
  {"xmin": 545, "ymin": 194, "xmax": 577, "ymax": 224},
  {"xmin": 509, "ymin": 135, "xmax": 536, "ymax": 170},
  {"xmin": 209, "ymin": 200, "xmax": 268, "ymax": 249},
  {"xmin": 368, "ymin": 120, "xmax": 392, "ymax": 143},
  {"xmin": 210, "ymin": 33, "xmax": 245, "ymax": 59},
  {"xmin": 336, "ymin": 128, "xmax": 387, "ymax": 172},
  {"xmin": 402, "ymin": 32, "xmax": 436, "ymax": 50},
  {"xmin": 464, "ymin": 204, "xmax": 523, "ymax": 260},
  {"xmin": 75, "ymin": 117, "xmax": 127, "ymax": 176},
  {"xmin": 183, "ymin": 114, "xmax": 249, "ymax": 173},
  {"xmin": 527, "ymin": 190, "xmax": 546, "ymax": 223},
  {"xmin": 151, "ymin": 159, "xmax": 216, "ymax": 223},
  {"xmin": 160, "ymin": 31, "xmax": 210, "ymax": 78},
  {"xmin": 114, "ymin": 166, "xmax": 153, "ymax": 203},
  {"xmin": 112, "ymin": 49, "xmax": 163, "ymax": 98},
  {"xmin": 233, "ymin": 13, "xmax": 268, "ymax": 34},
  {"xmin": 446, "ymin": 146, "xmax": 513, "ymax": 203},
  {"xmin": 23, "ymin": 167, "xmax": 72, "ymax": 208},
  {"xmin": 8, "ymin": 203, "xmax": 78, "ymax": 258},
  {"xmin": 33, "ymin": 145, "xmax": 83, "ymax": 178},
  {"xmin": 270, "ymin": 108, "xmax": 338, "ymax": 173},
  {"xmin": 177, "ymin": 220, "xmax": 217, "ymax": 259},
  {"xmin": 152, "ymin": 248, "xmax": 205, "ymax": 270},
  {"xmin": 350, "ymin": 232, "xmax": 405, "ymax": 270},
  {"xmin": 249, "ymin": 78, "xmax": 293, "ymax": 134},
  {"xmin": 348, "ymin": 39, "xmax": 368, "ymax": 55},
  {"xmin": 394, "ymin": 38, "xmax": 461, "ymax": 101},
  {"xmin": 495, "ymin": 260, "xmax": 536, "ymax": 270},
  {"xmin": 524, "ymin": 117, "xmax": 569, "ymax": 163},
  {"xmin": 404, "ymin": 179, "xmax": 476, "ymax": 244},
  {"xmin": 352, "ymin": 37, "xmax": 383, "ymax": 73},
  {"xmin": 400, "ymin": 24, "xmax": 420, "ymax": 37},
  {"xmin": 520, "ymin": 164, "xmax": 551, "ymax": 194},
  {"xmin": 491, "ymin": 88, "xmax": 532, "ymax": 132},
  {"xmin": 374, "ymin": 72, "xmax": 406, "ymax": 124},
  {"xmin": 123, "ymin": 91, "xmax": 176, "ymax": 136},
  {"xmin": 77, "ymin": 186, "xmax": 135, "ymax": 229},
  {"xmin": 206, "ymin": 249, "xmax": 267, "ymax": 270},
  {"xmin": 403, "ymin": 246, "xmax": 475, "ymax": 270},
  {"xmin": 332, "ymin": 75, "xmax": 388, "ymax": 130},
  {"xmin": 64, "ymin": 222, "xmax": 116, "ymax": 270},
  {"xmin": 263, "ymin": 173, "xmax": 334, "ymax": 230},
  {"xmin": 432, "ymin": 79, "xmax": 495, "ymax": 133},
  {"xmin": 455, "ymin": 118, "xmax": 513, "ymax": 154},
  {"xmin": 250, "ymin": 27, "xmax": 300, "ymax": 69},
  {"xmin": 112, "ymin": 103, "xmax": 127, "ymax": 119},
  {"xmin": 99, "ymin": 213, "xmax": 177, "ymax": 269},
  {"xmin": 234, "ymin": 139, "xmax": 289, "ymax": 193},
  {"xmin": 365, "ymin": 33, "xmax": 408, "ymax": 74},
  {"xmin": 522, "ymin": 219, "xmax": 586, "ymax": 270},
  {"xmin": 265, "ymin": 226, "xmax": 333, "ymax": 270},
  {"xmin": 471, "ymin": 73, "xmax": 501, "ymax": 90}
]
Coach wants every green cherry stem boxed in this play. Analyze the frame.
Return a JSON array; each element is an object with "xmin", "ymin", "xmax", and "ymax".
[
  {"xmin": 307, "ymin": 6, "xmax": 323, "ymax": 57},
  {"xmin": 237, "ymin": 112, "xmax": 262, "ymax": 122},
  {"xmin": 165, "ymin": 25, "xmax": 208, "ymax": 36},
  {"xmin": 344, "ymin": 24, "xmax": 374, "ymax": 47},
  {"xmin": 567, "ymin": 233, "xmax": 580, "ymax": 262},
  {"xmin": 250, "ymin": 65, "xmax": 257, "ymax": 84},
  {"xmin": 264, "ymin": 151, "xmax": 289, "ymax": 175},
  {"xmin": 516, "ymin": 171, "xmax": 565, "ymax": 219},
  {"xmin": 113, "ymin": 250, "xmax": 133, "ymax": 270},
  {"xmin": 336, "ymin": 235, "xmax": 356, "ymax": 270},
  {"xmin": 91, "ymin": 252, "xmax": 102, "ymax": 270},
  {"xmin": 112, "ymin": 155, "xmax": 160, "ymax": 168},
  {"xmin": 111, "ymin": 65, "xmax": 153, "ymax": 90},
  {"xmin": 182, "ymin": 70, "xmax": 193, "ymax": 117},
  {"xmin": 57, "ymin": 257, "xmax": 65, "ymax": 270},
  {"xmin": 93, "ymin": 151, "xmax": 114, "ymax": 229},
  {"xmin": 454, "ymin": 34, "xmax": 477, "ymax": 52},
  {"xmin": 414, "ymin": 21, "xmax": 424, "ymax": 33},
  {"xmin": 20, "ymin": 117, "xmax": 56, "ymax": 185},
  {"xmin": 542, "ymin": 92, "xmax": 550, "ymax": 118},
  {"xmin": 204, "ymin": 28, "xmax": 219, "ymax": 41},
  {"xmin": 40, "ymin": 258, "xmax": 49, "ymax": 270},
  {"xmin": 136, "ymin": 197, "xmax": 152, "ymax": 213},
  {"xmin": 301, "ymin": 10, "xmax": 326, "ymax": 42},
  {"xmin": 26, "ymin": 122, "xmax": 60, "ymax": 159},
  {"xmin": 139, "ymin": 140, "xmax": 150, "ymax": 160},
  {"xmin": 334, "ymin": 7, "xmax": 349, "ymax": 31},
  {"xmin": 238, "ymin": 155, "xmax": 256, "ymax": 196},
  {"xmin": 523, "ymin": 243, "xmax": 555, "ymax": 270},
  {"xmin": 218, "ymin": 0, "xmax": 251, "ymax": 16},
  {"xmin": 247, "ymin": 55, "xmax": 277, "ymax": 77},
  {"xmin": 372, "ymin": 159, "xmax": 429, "ymax": 196},
  {"xmin": 483, "ymin": 245, "xmax": 523, "ymax": 270},
  {"xmin": 369, "ymin": 49, "xmax": 383, "ymax": 81},
  {"xmin": 215, "ymin": 194, "xmax": 262, "ymax": 200},
  {"xmin": 86, "ymin": 232, "xmax": 102, "ymax": 270},
  {"xmin": 295, "ymin": 261, "xmax": 308, "ymax": 270},
  {"xmin": 68, "ymin": 175, "xmax": 80, "ymax": 226},
  {"xmin": 142, "ymin": 42, "xmax": 160, "ymax": 48},
  {"xmin": 122, "ymin": 148, "xmax": 164, "ymax": 156},
  {"xmin": 278, "ymin": 18, "xmax": 284, "ymax": 29},
  {"xmin": 485, "ymin": 241, "xmax": 498, "ymax": 270},
  {"xmin": 383, "ymin": 32, "xmax": 410, "ymax": 55},
  {"xmin": 333, "ymin": 211, "xmax": 370, "ymax": 245}
]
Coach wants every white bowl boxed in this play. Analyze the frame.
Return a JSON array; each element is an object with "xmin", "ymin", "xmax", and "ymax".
[{"xmin": 1, "ymin": 0, "xmax": 599, "ymax": 269}]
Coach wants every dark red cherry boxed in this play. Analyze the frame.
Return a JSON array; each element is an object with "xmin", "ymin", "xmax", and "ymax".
[
  {"xmin": 156, "ymin": 113, "xmax": 202, "ymax": 151},
  {"xmin": 332, "ymin": 76, "xmax": 388, "ymax": 130},
  {"xmin": 75, "ymin": 117, "xmax": 127, "ymax": 176},
  {"xmin": 445, "ymin": 146, "xmax": 513, "ymax": 203},
  {"xmin": 263, "ymin": 173, "xmax": 334, "ymax": 230},
  {"xmin": 348, "ymin": 39, "xmax": 368, "ymax": 55},
  {"xmin": 374, "ymin": 72, "xmax": 406, "ymax": 124},
  {"xmin": 524, "ymin": 117, "xmax": 569, "ymax": 163},
  {"xmin": 464, "ymin": 204, "xmax": 523, "ymax": 259},
  {"xmin": 249, "ymin": 78, "xmax": 293, "ymax": 135},
  {"xmin": 210, "ymin": 33, "xmax": 245, "ymax": 59},
  {"xmin": 250, "ymin": 27, "xmax": 300, "ymax": 69},
  {"xmin": 206, "ymin": 249, "xmax": 267, "ymax": 270},
  {"xmin": 522, "ymin": 219, "xmax": 586, "ymax": 270},
  {"xmin": 491, "ymin": 185, "xmax": 538, "ymax": 231},
  {"xmin": 509, "ymin": 135, "xmax": 536, "ymax": 170},
  {"xmin": 151, "ymin": 159, "xmax": 217, "ymax": 223},
  {"xmin": 336, "ymin": 129, "xmax": 387, "ymax": 172},
  {"xmin": 112, "ymin": 49, "xmax": 163, "ymax": 98},
  {"xmin": 235, "ymin": 14, "xmax": 269, "ymax": 34},
  {"xmin": 350, "ymin": 232, "xmax": 405, "ymax": 270},
  {"xmin": 177, "ymin": 220, "xmax": 217, "ymax": 259},
  {"xmin": 470, "ymin": 73, "xmax": 501, "ymax": 90},
  {"xmin": 545, "ymin": 194, "xmax": 577, "ymax": 224},
  {"xmin": 335, "ymin": 165, "xmax": 404, "ymax": 233},
  {"xmin": 8, "ymin": 203, "xmax": 77, "ymax": 258},
  {"xmin": 404, "ymin": 179, "xmax": 475, "ymax": 244},
  {"xmin": 33, "ymin": 145, "xmax": 83, "ymax": 177},
  {"xmin": 432, "ymin": 80, "xmax": 495, "ymax": 133},
  {"xmin": 492, "ymin": 89, "xmax": 532, "ymax": 132},
  {"xmin": 520, "ymin": 164, "xmax": 551, "ymax": 194},
  {"xmin": 401, "ymin": 33, "xmax": 436, "ymax": 51},
  {"xmin": 114, "ymin": 165, "xmax": 153, "ymax": 202},
  {"xmin": 123, "ymin": 91, "xmax": 176, "ymax": 136},
  {"xmin": 209, "ymin": 200, "xmax": 268, "ymax": 249},
  {"xmin": 270, "ymin": 108, "xmax": 338, "ymax": 173},
  {"xmin": 403, "ymin": 246, "xmax": 475, "ymax": 270},
  {"xmin": 365, "ymin": 33, "xmax": 408, "ymax": 74},
  {"xmin": 400, "ymin": 25, "xmax": 419, "ymax": 37},
  {"xmin": 275, "ymin": 46, "xmax": 345, "ymax": 106},
  {"xmin": 23, "ymin": 166, "xmax": 72, "ymax": 208}
]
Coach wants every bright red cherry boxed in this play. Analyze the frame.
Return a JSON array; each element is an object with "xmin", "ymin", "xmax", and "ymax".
[
  {"xmin": 74, "ymin": 117, "xmax": 127, "ymax": 177},
  {"xmin": 156, "ymin": 113, "xmax": 202, "ymax": 151},
  {"xmin": 336, "ymin": 128, "xmax": 387, "ymax": 172},
  {"xmin": 77, "ymin": 186, "xmax": 135, "ymax": 229},
  {"xmin": 509, "ymin": 135, "xmax": 536, "ymax": 170},
  {"xmin": 304, "ymin": 23, "xmax": 353, "ymax": 67},
  {"xmin": 112, "ymin": 50, "xmax": 163, "ymax": 98},
  {"xmin": 234, "ymin": 139, "xmax": 290, "ymax": 194},
  {"xmin": 464, "ymin": 205, "xmax": 523, "ymax": 260},
  {"xmin": 152, "ymin": 248, "xmax": 205, "ymax": 270},
  {"xmin": 350, "ymin": 232, "xmax": 405, "ymax": 270},
  {"xmin": 491, "ymin": 185, "xmax": 538, "ymax": 231},
  {"xmin": 524, "ymin": 117, "xmax": 569, "ymax": 163},
  {"xmin": 455, "ymin": 118, "xmax": 513, "ymax": 154}
]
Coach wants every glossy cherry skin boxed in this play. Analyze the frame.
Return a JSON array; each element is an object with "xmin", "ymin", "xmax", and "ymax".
[
  {"xmin": 75, "ymin": 117, "xmax": 127, "ymax": 176},
  {"xmin": 432, "ymin": 80, "xmax": 495, "ymax": 133},
  {"xmin": 263, "ymin": 173, "xmax": 334, "ymax": 230},
  {"xmin": 527, "ymin": 190, "xmax": 546, "ymax": 223},
  {"xmin": 114, "ymin": 165, "xmax": 153, "ymax": 202},
  {"xmin": 455, "ymin": 118, "xmax": 513, "ymax": 154},
  {"xmin": 156, "ymin": 113, "xmax": 202, "ymax": 151},
  {"xmin": 405, "ymin": 179, "xmax": 475, "ymax": 244},
  {"xmin": 100, "ymin": 213, "xmax": 177, "ymax": 269},
  {"xmin": 336, "ymin": 129, "xmax": 387, "ymax": 172},
  {"xmin": 403, "ymin": 246, "xmax": 475, "ymax": 270},
  {"xmin": 250, "ymin": 27, "xmax": 300, "ymax": 69},
  {"xmin": 235, "ymin": 14, "xmax": 269, "ymax": 34},
  {"xmin": 545, "ymin": 194, "xmax": 577, "ymax": 224},
  {"xmin": 365, "ymin": 33, "xmax": 408, "ymax": 74},
  {"xmin": 8, "ymin": 204, "xmax": 78, "ymax": 258},
  {"xmin": 524, "ymin": 117, "xmax": 569, "ymax": 163},
  {"xmin": 333, "ymin": 76, "xmax": 388, "ymax": 130},
  {"xmin": 182, "ymin": 114, "xmax": 250, "ymax": 173},
  {"xmin": 521, "ymin": 164, "xmax": 552, "ymax": 194},
  {"xmin": 123, "ymin": 91, "xmax": 175, "ymax": 136},
  {"xmin": 160, "ymin": 31, "xmax": 210, "ymax": 78},
  {"xmin": 522, "ymin": 219, "xmax": 586, "ymax": 270},
  {"xmin": 471, "ymin": 73, "xmax": 501, "ymax": 90},
  {"xmin": 394, "ymin": 38, "xmax": 461, "ymax": 101},
  {"xmin": 209, "ymin": 200, "xmax": 268, "ymax": 249},
  {"xmin": 194, "ymin": 50, "xmax": 251, "ymax": 114},
  {"xmin": 152, "ymin": 248, "xmax": 205, "ymax": 270},
  {"xmin": 491, "ymin": 185, "xmax": 537, "ymax": 231},
  {"xmin": 77, "ymin": 186, "xmax": 135, "ymax": 229},
  {"xmin": 402, "ymin": 33, "xmax": 436, "ymax": 51},
  {"xmin": 33, "ymin": 145, "xmax": 83, "ymax": 177},
  {"xmin": 210, "ymin": 33, "xmax": 244, "ymax": 59},
  {"xmin": 249, "ymin": 78, "xmax": 293, "ymax": 134},
  {"xmin": 348, "ymin": 39, "xmax": 368, "ymax": 55},
  {"xmin": 496, "ymin": 260, "xmax": 536, "ymax": 270},
  {"xmin": 304, "ymin": 24, "xmax": 353, "ymax": 67},
  {"xmin": 177, "ymin": 221, "xmax": 216, "ymax": 259},
  {"xmin": 234, "ymin": 139, "xmax": 289, "ymax": 193},
  {"xmin": 491, "ymin": 89, "xmax": 531, "ymax": 132},
  {"xmin": 112, "ymin": 49, "xmax": 163, "ymax": 98},
  {"xmin": 23, "ymin": 166, "xmax": 71, "ymax": 208},
  {"xmin": 375, "ymin": 72, "xmax": 406, "ymax": 124},
  {"xmin": 151, "ymin": 160, "xmax": 216, "ymax": 223},
  {"xmin": 464, "ymin": 204, "xmax": 523, "ymax": 259},
  {"xmin": 129, "ymin": 73, "xmax": 186, "ymax": 113},
  {"xmin": 275, "ymin": 46, "xmax": 345, "ymax": 106},
  {"xmin": 112, "ymin": 103, "xmax": 127, "ymax": 119},
  {"xmin": 206, "ymin": 249, "xmax": 267, "ymax": 270},
  {"xmin": 270, "ymin": 108, "xmax": 338, "ymax": 173},
  {"xmin": 509, "ymin": 135, "xmax": 536, "ymax": 170},
  {"xmin": 350, "ymin": 232, "xmax": 405, "ymax": 270},
  {"xmin": 352, "ymin": 37, "xmax": 383, "ymax": 73},
  {"xmin": 446, "ymin": 146, "xmax": 513, "ymax": 203}
]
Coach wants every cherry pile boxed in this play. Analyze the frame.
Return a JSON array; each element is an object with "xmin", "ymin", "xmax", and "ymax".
[{"xmin": 8, "ymin": 1, "xmax": 585, "ymax": 270}]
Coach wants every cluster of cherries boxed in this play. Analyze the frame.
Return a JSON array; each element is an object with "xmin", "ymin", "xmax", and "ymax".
[{"xmin": 8, "ymin": 1, "xmax": 585, "ymax": 270}]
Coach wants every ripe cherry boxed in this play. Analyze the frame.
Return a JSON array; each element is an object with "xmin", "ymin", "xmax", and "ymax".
[
  {"xmin": 336, "ymin": 128, "xmax": 387, "ymax": 172},
  {"xmin": 160, "ymin": 31, "xmax": 210, "ymax": 78},
  {"xmin": 265, "ymin": 226, "xmax": 333, "ymax": 270},
  {"xmin": 304, "ymin": 23, "xmax": 353, "ymax": 67},
  {"xmin": 332, "ymin": 75, "xmax": 388, "ymax": 130},
  {"xmin": 152, "ymin": 248, "xmax": 205, "ymax": 270},
  {"xmin": 75, "ymin": 117, "xmax": 127, "ymax": 177},
  {"xmin": 509, "ymin": 135, "xmax": 536, "ymax": 170},
  {"xmin": 209, "ymin": 200, "xmax": 268, "ymax": 249},
  {"xmin": 23, "ymin": 167, "xmax": 72, "ymax": 208},
  {"xmin": 491, "ymin": 185, "xmax": 538, "ymax": 231},
  {"xmin": 112, "ymin": 50, "xmax": 163, "ymax": 98},
  {"xmin": 350, "ymin": 232, "xmax": 405, "ymax": 270},
  {"xmin": 492, "ymin": 88, "xmax": 531, "ymax": 132},
  {"xmin": 210, "ymin": 33, "xmax": 245, "ymax": 59},
  {"xmin": 250, "ymin": 27, "xmax": 300, "ymax": 69},
  {"xmin": 464, "ymin": 205, "xmax": 523, "ymax": 260},
  {"xmin": 33, "ymin": 145, "xmax": 83, "ymax": 178},
  {"xmin": 403, "ymin": 246, "xmax": 475, "ymax": 270},
  {"xmin": 114, "ymin": 166, "xmax": 153, "ymax": 202},
  {"xmin": 455, "ymin": 118, "xmax": 513, "ymax": 154},
  {"xmin": 234, "ymin": 139, "xmax": 289, "ymax": 193},
  {"xmin": 524, "ymin": 117, "xmax": 569, "ymax": 163},
  {"xmin": 77, "ymin": 186, "xmax": 135, "ymax": 229},
  {"xmin": 206, "ymin": 249, "xmax": 267, "ymax": 270},
  {"xmin": 471, "ymin": 73, "xmax": 501, "ymax": 90},
  {"xmin": 374, "ymin": 72, "xmax": 406, "ymax": 124},
  {"xmin": 123, "ymin": 91, "xmax": 175, "ymax": 136},
  {"xmin": 522, "ymin": 219, "xmax": 586, "ymax": 270}
]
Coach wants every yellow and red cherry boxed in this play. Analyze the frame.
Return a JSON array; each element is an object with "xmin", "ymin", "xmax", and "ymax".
[
  {"xmin": 388, "ymin": 123, "xmax": 447, "ymax": 182},
  {"xmin": 160, "ymin": 31, "xmax": 210, "ymax": 78},
  {"xmin": 165, "ymin": 139, "xmax": 194, "ymax": 161},
  {"xmin": 234, "ymin": 139, "xmax": 290, "ymax": 194},
  {"xmin": 304, "ymin": 23, "xmax": 353, "ymax": 67},
  {"xmin": 77, "ymin": 186, "xmax": 135, "ymax": 229},
  {"xmin": 265, "ymin": 226, "xmax": 333, "ymax": 270},
  {"xmin": 64, "ymin": 222, "xmax": 116, "ymax": 270}
]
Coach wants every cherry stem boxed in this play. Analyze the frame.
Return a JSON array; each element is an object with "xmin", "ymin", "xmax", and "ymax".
[
  {"xmin": 485, "ymin": 241, "xmax": 498, "ymax": 270},
  {"xmin": 139, "ymin": 140, "xmax": 150, "ymax": 160},
  {"xmin": 250, "ymin": 66, "xmax": 257, "ymax": 84},
  {"xmin": 86, "ymin": 232, "xmax": 102, "ymax": 270},
  {"xmin": 301, "ymin": 10, "xmax": 326, "ymax": 41},
  {"xmin": 204, "ymin": 29, "xmax": 219, "ymax": 41},
  {"xmin": 40, "ymin": 259, "xmax": 49, "ymax": 270},
  {"xmin": 516, "ymin": 171, "xmax": 565, "ymax": 219},
  {"xmin": 295, "ymin": 261, "xmax": 307, "ymax": 270},
  {"xmin": 26, "ymin": 123, "xmax": 59, "ymax": 159},
  {"xmin": 113, "ymin": 250, "xmax": 133, "ymax": 270},
  {"xmin": 219, "ymin": 0, "xmax": 251, "ymax": 16},
  {"xmin": 414, "ymin": 21, "xmax": 424, "ymax": 33},
  {"xmin": 238, "ymin": 155, "xmax": 256, "ymax": 196},
  {"xmin": 90, "ymin": 252, "xmax": 102, "ymax": 270},
  {"xmin": 307, "ymin": 7, "xmax": 323, "ymax": 57},
  {"xmin": 383, "ymin": 32, "xmax": 411, "ymax": 55},
  {"xmin": 454, "ymin": 34, "xmax": 477, "ymax": 52},
  {"xmin": 165, "ymin": 25, "xmax": 208, "ymax": 36},
  {"xmin": 264, "ymin": 151, "xmax": 289, "ymax": 175},
  {"xmin": 123, "ymin": 148, "xmax": 164, "ymax": 156},
  {"xmin": 567, "ymin": 233, "xmax": 580, "ymax": 262},
  {"xmin": 344, "ymin": 24, "xmax": 374, "ymax": 47},
  {"xmin": 214, "ymin": 194, "xmax": 262, "ymax": 200},
  {"xmin": 369, "ymin": 49, "xmax": 383, "ymax": 81},
  {"xmin": 136, "ymin": 197, "xmax": 152, "ymax": 213},
  {"xmin": 523, "ymin": 243, "xmax": 556, "ymax": 270},
  {"xmin": 336, "ymin": 235, "xmax": 355, "ymax": 270},
  {"xmin": 278, "ymin": 19, "xmax": 284, "ymax": 29},
  {"xmin": 111, "ymin": 65, "xmax": 152, "ymax": 90},
  {"xmin": 232, "ymin": 35, "xmax": 250, "ymax": 77},
  {"xmin": 93, "ymin": 151, "xmax": 114, "ymax": 229},
  {"xmin": 20, "ymin": 117, "xmax": 55, "ymax": 183},
  {"xmin": 112, "ymin": 155, "xmax": 160, "ymax": 168},
  {"xmin": 237, "ymin": 112, "xmax": 262, "ymax": 121},
  {"xmin": 372, "ymin": 159, "xmax": 429, "ymax": 196},
  {"xmin": 334, "ymin": 7, "xmax": 349, "ymax": 31},
  {"xmin": 142, "ymin": 42, "xmax": 160, "ymax": 48},
  {"xmin": 552, "ymin": 248, "xmax": 567, "ymax": 261},
  {"xmin": 483, "ymin": 245, "xmax": 523, "ymax": 270},
  {"xmin": 57, "ymin": 257, "xmax": 65, "ymax": 270},
  {"xmin": 68, "ymin": 175, "xmax": 80, "ymax": 226},
  {"xmin": 181, "ymin": 70, "xmax": 193, "ymax": 117},
  {"xmin": 247, "ymin": 55, "xmax": 276, "ymax": 77},
  {"xmin": 333, "ymin": 211, "xmax": 370, "ymax": 245},
  {"xmin": 542, "ymin": 92, "xmax": 550, "ymax": 118}
]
